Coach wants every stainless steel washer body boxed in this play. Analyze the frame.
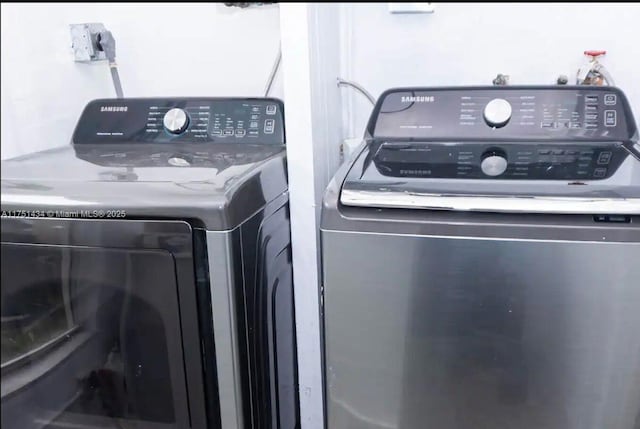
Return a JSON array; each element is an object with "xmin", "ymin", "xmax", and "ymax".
[{"xmin": 321, "ymin": 86, "xmax": 640, "ymax": 429}]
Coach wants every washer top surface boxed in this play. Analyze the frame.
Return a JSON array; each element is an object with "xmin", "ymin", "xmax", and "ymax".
[
  {"xmin": 337, "ymin": 86, "xmax": 640, "ymax": 215},
  {"xmin": 1, "ymin": 97, "xmax": 288, "ymax": 230}
]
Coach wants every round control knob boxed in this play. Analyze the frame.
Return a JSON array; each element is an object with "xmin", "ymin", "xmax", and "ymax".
[
  {"xmin": 163, "ymin": 108, "xmax": 189, "ymax": 134},
  {"xmin": 481, "ymin": 149, "xmax": 508, "ymax": 177},
  {"xmin": 483, "ymin": 98, "xmax": 512, "ymax": 128}
]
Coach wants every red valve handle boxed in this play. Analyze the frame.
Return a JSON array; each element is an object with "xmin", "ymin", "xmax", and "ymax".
[{"xmin": 584, "ymin": 50, "xmax": 606, "ymax": 57}]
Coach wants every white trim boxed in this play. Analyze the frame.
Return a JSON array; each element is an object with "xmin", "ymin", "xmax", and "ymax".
[{"xmin": 280, "ymin": 4, "xmax": 344, "ymax": 428}]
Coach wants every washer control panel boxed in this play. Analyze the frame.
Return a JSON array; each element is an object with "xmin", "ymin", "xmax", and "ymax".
[
  {"xmin": 73, "ymin": 98, "xmax": 285, "ymax": 144},
  {"xmin": 372, "ymin": 87, "xmax": 633, "ymax": 140},
  {"xmin": 373, "ymin": 142, "xmax": 627, "ymax": 180}
]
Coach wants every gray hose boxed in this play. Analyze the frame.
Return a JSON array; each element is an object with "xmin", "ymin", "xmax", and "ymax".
[
  {"xmin": 337, "ymin": 78, "xmax": 376, "ymax": 105},
  {"xmin": 264, "ymin": 47, "xmax": 282, "ymax": 97}
]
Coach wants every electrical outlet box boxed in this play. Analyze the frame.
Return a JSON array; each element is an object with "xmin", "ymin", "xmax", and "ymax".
[
  {"xmin": 388, "ymin": 3, "xmax": 435, "ymax": 14},
  {"xmin": 70, "ymin": 23, "xmax": 107, "ymax": 62}
]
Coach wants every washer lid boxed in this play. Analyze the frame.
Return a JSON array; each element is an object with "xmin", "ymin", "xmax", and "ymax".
[{"xmin": 339, "ymin": 141, "xmax": 640, "ymax": 214}]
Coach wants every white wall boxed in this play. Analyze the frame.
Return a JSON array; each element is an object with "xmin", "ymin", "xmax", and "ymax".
[
  {"xmin": 340, "ymin": 3, "xmax": 640, "ymax": 138},
  {"xmin": 1, "ymin": 3, "xmax": 282, "ymax": 159}
]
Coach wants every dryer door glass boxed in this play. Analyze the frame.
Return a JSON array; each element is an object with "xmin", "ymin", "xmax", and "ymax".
[{"xmin": 1, "ymin": 243, "xmax": 190, "ymax": 429}]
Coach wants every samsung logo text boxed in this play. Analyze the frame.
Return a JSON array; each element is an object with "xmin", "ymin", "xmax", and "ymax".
[
  {"xmin": 401, "ymin": 96, "xmax": 435, "ymax": 103},
  {"xmin": 100, "ymin": 106, "xmax": 128, "ymax": 112}
]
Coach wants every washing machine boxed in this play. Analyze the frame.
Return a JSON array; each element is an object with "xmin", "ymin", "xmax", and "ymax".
[
  {"xmin": 1, "ymin": 98, "xmax": 298, "ymax": 429},
  {"xmin": 321, "ymin": 86, "xmax": 640, "ymax": 428}
]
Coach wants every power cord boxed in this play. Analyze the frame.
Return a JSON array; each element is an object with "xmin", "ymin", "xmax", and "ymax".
[{"xmin": 97, "ymin": 31, "xmax": 124, "ymax": 98}]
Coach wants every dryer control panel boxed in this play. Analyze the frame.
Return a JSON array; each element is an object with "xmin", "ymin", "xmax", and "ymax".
[{"xmin": 73, "ymin": 98, "xmax": 285, "ymax": 144}]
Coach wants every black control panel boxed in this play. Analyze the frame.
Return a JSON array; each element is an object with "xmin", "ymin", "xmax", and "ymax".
[
  {"xmin": 373, "ymin": 141, "xmax": 627, "ymax": 180},
  {"xmin": 73, "ymin": 98, "xmax": 285, "ymax": 145},
  {"xmin": 366, "ymin": 86, "xmax": 637, "ymax": 181},
  {"xmin": 371, "ymin": 86, "xmax": 634, "ymax": 140}
]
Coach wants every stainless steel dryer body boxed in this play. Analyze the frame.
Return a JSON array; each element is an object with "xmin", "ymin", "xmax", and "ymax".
[{"xmin": 1, "ymin": 98, "xmax": 298, "ymax": 429}]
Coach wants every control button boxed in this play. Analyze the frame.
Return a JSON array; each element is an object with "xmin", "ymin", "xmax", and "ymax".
[
  {"xmin": 568, "ymin": 122, "xmax": 581, "ymax": 129},
  {"xmin": 163, "ymin": 108, "xmax": 189, "ymax": 134},
  {"xmin": 585, "ymin": 105, "xmax": 597, "ymax": 112},
  {"xmin": 593, "ymin": 168, "xmax": 607, "ymax": 178},
  {"xmin": 585, "ymin": 95, "xmax": 599, "ymax": 104},
  {"xmin": 597, "ymin": 151, "xmax": 612, "ymax": 165},
  {"xmin": 211, "ymin": 129, "xmax": 222, "ymax": 136},
  {"xmin": 564, "ymin": 156, "xmax": 577, "ymax": 163},
  {"xmin": 264, "ymin": 119, "xmax": 275, "ymax": 134},
  {"xmin": 235, "ymin": 129, "xmax": 246, "ymax": 137},
  {"xmin": 249, "ymin": 121, "xmax": 259, "ymax": 129},
  {"xmin": 480, "ymin": 149, "xmax": 508, "ymax": 176},
  {"xmin": 483, "ymin": 98, "xmax": 512, "ymax": 128},
  {"xmin": 604, "ymin": 110, "xmax": 616, "ymax": 127},
  {"xmin": 223, "ymin": 129, "xmax": 234, "ymax": 136},
  {"xmin": 251, "ymin": 114, "xmax": 259, "ymax": 120},
  {"xmin": 541, "ymin": 121, "xmax": 556, "ymax": 129},
  {"xmin": 538, "ymin": 149, "xmax": 551, "ymax": 155},
  {"xmin": 566, "ymin": 150, "xmax": 579, "ymax": 155},
  {"xmin": 266, "ymin": 104, "xmax": 277, "ymax": 115},
  {"xmin": 551, "ymin": 149, "xmax": 564, "ymax": 155},
  {"xmin": 585, "ymin": 113, "xmax": 598, "ymax": 121},
  {"xmin": 251, "ymin": 106, "xmax": 261, "ymax": 113},
  {"xmin": 585, "ymin": 123, "xmax": 598, "ymax": 129},
  {"xmin": 248, "ymin": 130, "xmax": 260, "ymax": 136},
  {"xmin": 604, "ymin": 94, "xmax": 617, "ymax": 105}
]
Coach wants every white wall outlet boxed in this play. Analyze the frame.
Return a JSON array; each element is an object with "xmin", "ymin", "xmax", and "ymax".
[
  {"xmin": 388, "ymin": 3, "xmax": 435, "ymax": 14},
  {"xmin": 341, "ymin": 138, "xmax": 363, "ymax": 164}
]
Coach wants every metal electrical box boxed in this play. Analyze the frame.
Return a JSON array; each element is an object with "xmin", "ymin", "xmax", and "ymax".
[{"xmin": 70, "ymin": 23, "xmax": 107, "ymax": 62}]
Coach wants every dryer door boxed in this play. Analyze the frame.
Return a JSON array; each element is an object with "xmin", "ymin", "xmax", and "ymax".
[{"xmin": 1, "ymin": 217, "xmax": 209, "ymax": 429}]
